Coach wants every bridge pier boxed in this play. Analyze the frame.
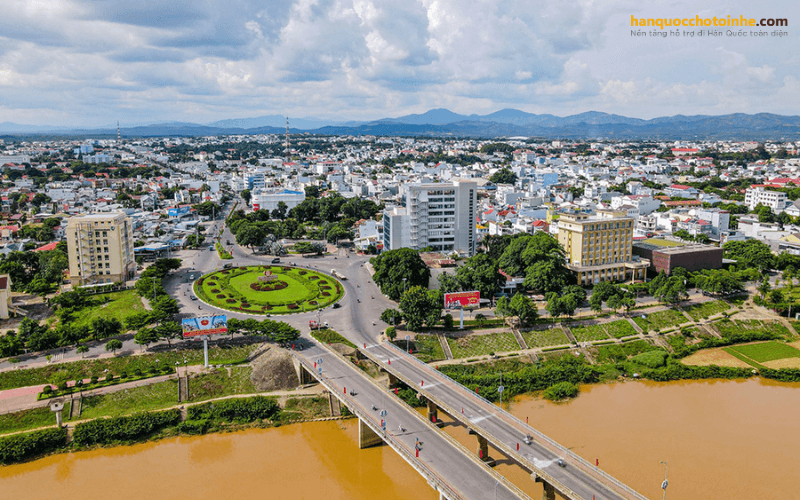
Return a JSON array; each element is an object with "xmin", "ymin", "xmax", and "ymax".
[
  {"xmin": 532, "ymin": 475, "xmax": 558, "ymax": 500},
  {"xmin": 292, "ymin": 359, "xmax": 315, "ymax": 386},
  {"xmin": 358, "ymin": 418, "xmax": 383, "ymax": 449},
  {"xmin": 383, "ymin": 371, "xmax": 400, "ymax": 390},
  {"xmin": 426, "ymin": 400, "xmax": 443, "ymax": 427},
  {"xmin": 475, "ymin": 435, "xmax": 495, "ymax": 466}
]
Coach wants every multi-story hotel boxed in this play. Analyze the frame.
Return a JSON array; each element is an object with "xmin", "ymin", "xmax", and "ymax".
[
  {"xmin": 557, "ymin": 210, "xmax": 649, "ymax": 285},
  {"xmin": 744, "ymin": 186, "xmax": 787, "ymax": 212},
  {"xmin": 383, "ymin": 180, "xmax": 477, "ymax": 256},
  {"xmin": 66, "ymin": 213, "xmax": 136, "ymax": 286}
]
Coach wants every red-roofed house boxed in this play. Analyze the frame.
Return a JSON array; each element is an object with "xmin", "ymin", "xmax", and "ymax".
[
  {"xmin": 33, "ymin": 241, "xmax": 59, "ymax": 252},
  {"xmin": 664, "ymin": 184, "xmax": 699, "ymax": 198}
]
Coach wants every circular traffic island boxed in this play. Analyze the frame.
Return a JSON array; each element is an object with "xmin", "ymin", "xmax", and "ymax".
[{"xmin": 194, "ymin": 265, "xmax": 343, "ymax": 314}]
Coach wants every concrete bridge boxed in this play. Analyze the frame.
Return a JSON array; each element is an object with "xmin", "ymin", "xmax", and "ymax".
[
  {"xmin": 291, "ymin": 341, "xmax": 533, "ymax": 500},
  {"xmin": 359, "ymin": 341, "xmax": 650, "ymax": 500},
  {"xmin": 293, "ymin": 337, "xmax": 649, "ymax": 500}
]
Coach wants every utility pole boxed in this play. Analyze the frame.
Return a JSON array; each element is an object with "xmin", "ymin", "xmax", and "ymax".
[{"xmin": 660, "ymin": 461, "xmax": 668, "ymax": 500}]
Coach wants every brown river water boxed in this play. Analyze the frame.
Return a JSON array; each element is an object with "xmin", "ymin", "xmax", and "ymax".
[{"xmin": 1, "ymin": 378, "xmax": 799, "ymax": 500}]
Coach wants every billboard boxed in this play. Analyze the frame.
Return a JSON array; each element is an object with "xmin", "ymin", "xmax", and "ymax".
[
  {"xmin": 182, "ymin": 315, "xmax": 228, "ymax": 338},
  {"xmin": 444, "ymin": 291, "xmax": 480, "ymax": 309},
  {"xmin": 168, "ymin": 205, "xmax": 192, "ymax": 217}
]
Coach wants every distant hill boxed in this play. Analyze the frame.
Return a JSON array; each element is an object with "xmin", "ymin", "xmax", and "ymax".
[{"xmin": 3, "ymin": 110, "xmax": 800, "ymax": 140}]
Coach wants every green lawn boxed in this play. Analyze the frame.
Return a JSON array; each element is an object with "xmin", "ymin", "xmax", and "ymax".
[
  {"xmin": 521, "ymin": 328, "xmax": 570, "ymax": 348},
  {"xmin": 605, "ymin": 320, "xmax": 639, "ymax": 339},
  {"xmin": 595, "ymin": 340, "xmax": 660, "ymax": 364},
  {"xmin": 81, "ymin": 367, "xmax": 255, "ymax": 419},
  {"xmin": 410, "ymin": 334, "xmax": 446, "ymax": 362},
  {"xmin": 683, "ymin": 301, "xmax": 731, "ymax": 321},
  {"xmin": 195, "ymin": 266, "xmax": 343, "ymax": 314},
  {"xmin": 0, "ymin": 404, "xmax": 70, "ymax": 436},
  {"xmin": 633, "ymin": 309, "xmax": 687, "ymax": 332},
  {"xmin": 570, "ymin": 324, "xmax": 611, "ymax": 342},
  {"xmin": 726, "ymin": 341, "xmax": 800, "ymax": 363},
  {"xmin": 71, "ymin": 290, "xmax": 146, "ymax": 330},
  {"xmin": 0, "ymin": 344, "xmax": 257, "ymax": 392},
  {"xmin": 311, "ymin": 329, "xmax": 356, "ymax": 348},
  {"xmin": 447, "ymin": 332, "xmax": 521, "ymax": 358},
  {"xmin": 714, "ymin": 319, "xmax": 792, "ymax": 340}
]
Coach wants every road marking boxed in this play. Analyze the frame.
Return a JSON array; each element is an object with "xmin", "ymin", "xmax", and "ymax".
[
  {"xmin": 470, "ymin": 415, "xmax": 491, "ymax": 424},
  {"xmin": 533, "ymin": 457, "xmax": 560, "ymax": 468}
]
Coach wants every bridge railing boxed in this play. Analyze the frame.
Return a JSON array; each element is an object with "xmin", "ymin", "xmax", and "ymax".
[{"xmin": 381, "ymin": 342, "xmax": 650, "ymax": 500}]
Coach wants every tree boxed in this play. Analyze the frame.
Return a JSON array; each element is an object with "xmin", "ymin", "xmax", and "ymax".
[
  {"xmin": 606, "ymin": 294, "xmax": 623, "ymax": 315},
  {"xmin": 326, "ymin": 225, "xmax": 351, "ymax": 244},
  {"xmin": 523, "ymin": 260, "xmax": 570, "ymax": 295},
  {"xmin": 497, "ymin": 233, "xmax": 571, "ymax": 294},
  {"xmin": 76, "ymin": 344, "xmax": 89, "ymax": 357},
  {"xmin": 236, "ymin": 223, "xmax": 266, "ymax": 250},
  {"xmin": 271, "ymin": 322, "xmax": 300, "ymax": 344},
  {"xmin": 442, "ymin": 314, "xmax": 454, "ymax": 329},
  {"xmin": 437, "ymin": 272, "xmax": 461, "ymax": 295},
  {"xmin": 91, "ymin": 317, "xmax": 123, "ymax": 341},
  {"xmin": 151, "ymin": 296, "xmax": 180, "ymax": 319},
  {"xmin": 399, "ymin": 286, "xmax": 442, "ymax": 331},
  {"xmin": 134, "ymin": 328, "xmax": 159, "ymax": 351},
  {"xmin": 495, "ymin": 296, "xmax": 512, "ymax": 321},
  {"xmin": 654, "ymin": 276, "xmax": 687, "ymax": 305},
  {"xmin": 488, "ymin": 168, "xmax": 518, "ymax": 185},
  {"xmin": 240, "ymin": 189, "xmax": 252, "ymax": 205},
  {"xmin": 154, "ymin": 321, "xmax": 182, "ymax": 347},
  {"xmin": 723, "ymin": 239, "xmax": 775, "ymax": 272},
  {"xmin": 0, "ymin": 331, "xmax": 23, "ymax": 358},
  {"xmin": 371, "ymin": 249, "xmax": 431, "ymax": 301},
  {"xmin": 456, "ymin": 253, "xmax": 505, "ymax": 298},
  {"xmin": 385, "ymin": 326, "xmax": 397, "ymax": 340},
  {"xmin": 509, "ymin": 293, "xmax": 538, "ymax": 326},
  {"xmin": 769, "ymin": 289, "xmax": 785, "ymax": 304},
  {"xmin": 474, "ymin": 313, "xmax": 486, "ymax": 328},
  {"xmin": 105, "ymin": 339, "xmax": 123, "ymax": 355},
  {"xmin": 380, "ymin": 308, "xmax": 404, "ymax": 326},
  {"xmin": 758, "ymin": 276, "xmax": 772, "ymax": 299}
]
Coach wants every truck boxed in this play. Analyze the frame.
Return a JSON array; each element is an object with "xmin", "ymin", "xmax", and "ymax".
[
  {"xmin": 309, "ymin": 320, "xmax": 329, "ymax": 330},
  {"xmin": 331, "ymin": 269, "xmax": 347, "ymax": 280}
]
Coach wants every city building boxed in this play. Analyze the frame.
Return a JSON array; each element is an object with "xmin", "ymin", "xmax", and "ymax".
[
  {"xmin": 383, "ymin": 180, "xmax": 477, "ymax": 256},
  {"xmin": 66, "ymin": 213, "xmax": 136, "ymax": 286},
  {"xmin": 745, "ymin": 186, "xmax": 787, "ymax": 212},
  {"xmin": 632, "ymin": 239, "xmax": 723, "ymax": 275},
  {"xmin": 251, "ymin": 189, "xmax": 305, "ymax": 212},
  {"xmin": 557, "ymin": 210, "xmax": 649, "ymax": 285}
]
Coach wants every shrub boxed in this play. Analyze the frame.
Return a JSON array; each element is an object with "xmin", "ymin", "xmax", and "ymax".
[
  {"xmin": 385, "ymin": 326, "xmax": 397, "ymax": 340},
  {"xmin": 119, "ymin": 371, "xmax": 127, "ymax": 379},
  {"xmin": 42, "ymin": 385, "xmax": 52, "ymax": 395},
  {"xmin": 73, "ymin": 410, "xmax": 181, "ymax": 446},
  {"xmin": 177, "ymin": 419, "xmax": 208, "ymax": 435},
  {"xmin": 0, "ymin": 427, "xmax": 68, "ymax": 465},
  {"xmin": 90, "ymin": 376, "xmax": 98, "ymax": 384},
  {"xmin": 187, "ymin": 396, "xmax": 279, "ymax": 422},
  {"xmin": 543, "ymin": 381, "xmax": 579, "ymax": 401},
  {"xmin": 630, "ymin": 350, "xmax": 669, "ymax": 369},
  {"xmin": 133, "ymin": 368, "xmax": 143, "ymax": 377}
]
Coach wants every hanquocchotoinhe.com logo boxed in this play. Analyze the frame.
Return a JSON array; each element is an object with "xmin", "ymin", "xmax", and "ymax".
[{"xmin": 631, "ymin": 15, "xmax": 787, "ymax": 30}]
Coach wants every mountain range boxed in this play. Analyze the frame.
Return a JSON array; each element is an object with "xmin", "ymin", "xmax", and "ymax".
[{"xmin": 2, "ymin": 109, "xmax": 800, "ymax": 140}]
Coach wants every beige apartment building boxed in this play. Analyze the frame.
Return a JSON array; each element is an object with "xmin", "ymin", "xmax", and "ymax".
[
  {"xmin": 557, "ymin": 210, "xmax": 649, "ymax": 285},
  {"xmin": 66, "ymin": 213, "xmax": 136, "ymax": 286}
]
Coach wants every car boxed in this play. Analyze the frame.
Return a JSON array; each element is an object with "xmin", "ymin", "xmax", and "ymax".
[
  {"xmin": 557, "ymin": 459, "xmax": 566, "ymax": 467},
  {"xmin": 190, "ymin": 296, "xmax": 198, "ymax": 301},
  {"xmin": 271, "ymin": 258, "xmax": 281, "ymax": 263},
  {"xmin": 223, "ymin": 263, "xmax": 233, "ymax": 269},
  {"xmin": 209, "ymin": 246, "xmax": 214, "ymax": 251},
  {"xmin": 332, "ymin": 303, "xmax": 341, "ymax": 309}
]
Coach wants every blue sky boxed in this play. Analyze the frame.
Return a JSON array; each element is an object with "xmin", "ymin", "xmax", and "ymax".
[{"xmin": 1, "ymin": 0, "xmax": 797, "ymax": 126}]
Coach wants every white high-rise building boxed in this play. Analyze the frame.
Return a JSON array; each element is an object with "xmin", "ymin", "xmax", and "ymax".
[
  {"xmin": 745, "ymin": 187, "xmax": 787, "ymax": 213},
  {"xmin": 383, "ymin": 180, "xmax": 477, "ymax": 256},
  {"xmin": 66, "ymin": 213, "xmax": 136, "ymax": 285}
]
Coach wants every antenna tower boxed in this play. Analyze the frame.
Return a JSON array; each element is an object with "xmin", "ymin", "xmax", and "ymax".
[{"xmin": 117, "ymin": 121, "xmax": 121, "ymax": 144}]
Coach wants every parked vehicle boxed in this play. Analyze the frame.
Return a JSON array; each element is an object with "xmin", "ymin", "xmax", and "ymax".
[{"xmin": 272, "ymin": 258, "xmax": 281, "ymax": 263}]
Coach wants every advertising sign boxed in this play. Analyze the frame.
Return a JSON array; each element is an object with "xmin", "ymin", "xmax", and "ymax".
[
  {"xmin": 182, "ymin": 315, "xmax": 228, "ymax": 338},
  {"xmin": 168, "ymin": 205, "xmax": 192, "ymax": 217},
  {"xmin": 444, "ymin": 291, "xmax": 480, "ymax": 309}
]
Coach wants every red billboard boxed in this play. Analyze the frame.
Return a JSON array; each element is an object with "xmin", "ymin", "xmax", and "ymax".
[{"xmin": 444, "ymin": 291, "xmax": 480, "ymax": 309}]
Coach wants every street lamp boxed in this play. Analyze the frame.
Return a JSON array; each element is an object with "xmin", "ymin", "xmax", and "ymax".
[
  {"xmin": 402, "ymin": 278, "xmax": 407, "ymax": 294},
  {"xmin": 660, "ymin": 461, "xmax": 669, "ymax": 500}
]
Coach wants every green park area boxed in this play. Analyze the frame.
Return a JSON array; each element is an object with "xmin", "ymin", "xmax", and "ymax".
[
  {"xmin": 633, "ymin": 308, "xmax": 688, "ymax": 332},
  {"xmin": 723, "ymin": 341, "xmax": 800, "ymax": 367},
  {"xmin": 194, "ymin": 265, "xmax": 343, "ymax": 314},
  {"xmin": 683, "ymin": 300, "xmax": 731, "ymax": 321},
  {"xmin": 521, "ymin": 327, "xmax": 571, "ymax": 348},
  {"xmin": 447, "ymin": 332, "xmax": 520, "ymax": 358}
]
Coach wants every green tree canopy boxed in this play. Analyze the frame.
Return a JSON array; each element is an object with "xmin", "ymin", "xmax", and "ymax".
[
  {"xmin": 371, "ymin": 248, "xmax": 431, "ymax": 301},
  {"xmin": 399, "ymin": 286, "xmax": 442, "ymax": 331}
]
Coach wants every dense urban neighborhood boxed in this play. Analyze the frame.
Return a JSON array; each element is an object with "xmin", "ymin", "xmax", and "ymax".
[{"xmin": 2, "ymin": 131, "xmax": 800, "ymax": 499}]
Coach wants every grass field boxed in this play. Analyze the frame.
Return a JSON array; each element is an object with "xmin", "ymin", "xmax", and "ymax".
[
  {"xmin": 683, "ymin": 301, "xmax": 731, "ymax": 321},
  {"xmin": 81, "ymin": 367, "xmax": 255, "ymax": 419},
  {"xmin": 195, "ymin": 265, "xmax": 342, "ymax": 314},
  {"xmin": 0, "ymin": 344, "xmax": 257, "ymax": 392},
  {"xmin": 447, "ymin": 332, "xmax": 520, "ymax": 358},
  {"xmin": 521, "ymin": 327, "xmax": 570, "ymax": 348},
  {"xmin": 410, "ymin": 334, "xmax": 446, "ymax": 362},
  {"xmin": 570, "ymin": 323, "xmax": 611, "ymax": 342},
  {"xmin": 0, "ymin": 403, "xmax": 70, "ymax": 436},
  {"xmin": 605, "ymin": 320, "xmax": 639, "ymax": 339},
  {"xmin": 594, "ymin": 340, "xmax": 660, "ymax": 364},
  {"xmin": 714, "ymin": 319, "xmax": 792, "ymax": 340},
  {"xmin": 71, "ymin": 290, "xmax": 146, "ymax": 330},
  {"xmin": 726, "ymin": 341, "xmax": 800, "ymax": 363},
  {"xmin": 311, "ymin": 328, "xmax": 356, "ymax": 348},
  {"xmin": 633, "ymin": 309, "xmax": 687, "ymax": 332}
]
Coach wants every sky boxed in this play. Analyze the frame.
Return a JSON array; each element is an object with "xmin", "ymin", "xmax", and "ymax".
[{"xmin": 1, "ymin": 0, "xmax": 798, "ymax": 127}]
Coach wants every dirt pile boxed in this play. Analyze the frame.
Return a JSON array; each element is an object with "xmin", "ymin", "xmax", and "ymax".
[{"xmin": 250, "ymin": 347, "xmax": 299, "ymax": 391}]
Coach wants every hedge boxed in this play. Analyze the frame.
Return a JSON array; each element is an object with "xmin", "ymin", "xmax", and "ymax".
[
  {"xmin": 73, "ymin": 409, "xmax": 181, "ymax": 446},
  {"xmin": 187, "ymin": 396, "xmax": 279, "ymax": 422},
  {"xmin": 0, "ymin": 427, "xmax": 67, "ymax": 465}
]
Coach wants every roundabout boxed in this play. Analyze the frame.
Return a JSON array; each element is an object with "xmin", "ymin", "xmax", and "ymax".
[{"xmin": 193, "ymin": 265, "xmax": 344, "ymax": 315}]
